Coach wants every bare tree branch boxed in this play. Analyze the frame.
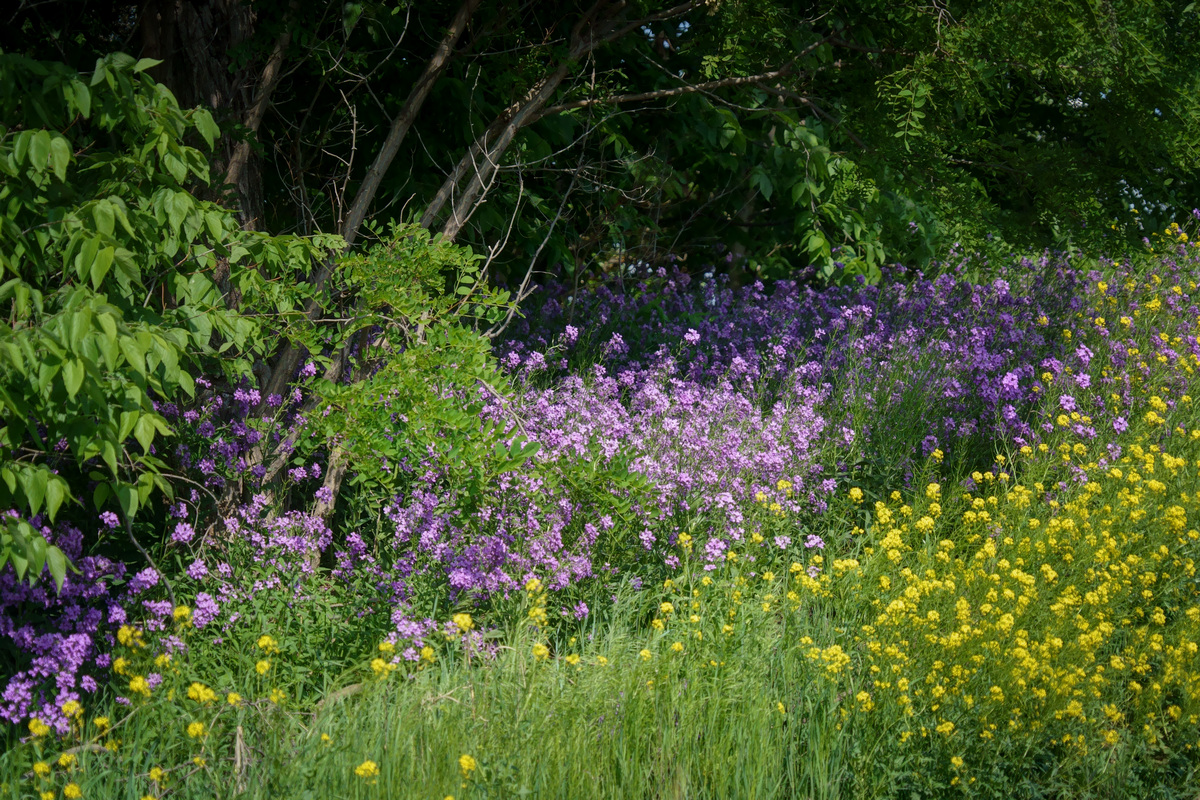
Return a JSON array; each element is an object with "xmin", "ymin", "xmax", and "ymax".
[
  {"xmin": 341, "ymin": 0, "xmax": 483, "ymax": 247},
  {"xmin": 257, "ymin": 0, "xmax": 480, "ymax": 413},
  {"xmin": 425, "ymin": 0, "xmax": 706, "ymax": 241}
]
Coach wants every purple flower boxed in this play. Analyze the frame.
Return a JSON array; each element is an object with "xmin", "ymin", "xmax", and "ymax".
[
  {"xmin": 100, "ymin": 511, "xmax": 120, "ymax": 529},
  {"xmin": 171, "ymin": 522, "xmax": 195, "ymax": 544},
  {"xmin": 127, "ymin": 568, "xmax": 159, "ymax": 595},
  {"xmin": 193, "ymin": 593, "xmax": 220, "ymax": 628}
]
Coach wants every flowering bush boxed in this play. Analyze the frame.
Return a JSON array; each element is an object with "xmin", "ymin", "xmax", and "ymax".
[{"xmin": 3, "ymin": 218, "xmax": 1200, "ymax": 797}]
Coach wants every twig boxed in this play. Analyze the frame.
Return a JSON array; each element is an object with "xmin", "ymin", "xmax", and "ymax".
[{"xmin": 121, "ymin": 509, "xmax": 176, "ymax": 608}]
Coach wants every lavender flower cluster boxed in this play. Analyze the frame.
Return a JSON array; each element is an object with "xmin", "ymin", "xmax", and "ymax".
[{"xmin": 6, "ymin": 237, "xmax": 1199, "ymax": 728}]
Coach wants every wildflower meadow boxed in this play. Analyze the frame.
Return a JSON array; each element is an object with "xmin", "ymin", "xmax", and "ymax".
[{"xmin": 3, "ymin": 216, "xmax": 1200, "ymax": 798}]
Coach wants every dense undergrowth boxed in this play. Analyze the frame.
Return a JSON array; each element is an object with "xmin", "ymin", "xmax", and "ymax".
[{"xmin": 3, "ymin": 223, "xmax": 1200, "ymax": 798}]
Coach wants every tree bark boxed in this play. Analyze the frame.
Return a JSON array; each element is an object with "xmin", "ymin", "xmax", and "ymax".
[
  {"xmin": 223, "ymin": 5, "xmax": 297, "ymax": 230},
  {"xmin": 139, "ymin": 0, "xmax": 270, "ymax": 226}
]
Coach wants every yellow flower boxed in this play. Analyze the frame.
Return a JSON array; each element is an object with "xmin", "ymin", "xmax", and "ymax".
[
  {"xmin": 60, "ymin": 700, "xmax": 82, "ymax": 718},
  {"xmin": 227, "ymin": 692, "xmax": 242, "ymax": 706},
  {"xmin": 117, "ymin": 625, "xmax": 136, "ymax": 646},
  {"xmin": 192, "ymin": 757, "xmax": 206, "ymax": 767},
  {"xmin": 951, "ymin": 756, "xmax": 964, "ymax": 768},
  {"xmin": 659, "ymin": 602, "xmax": 674, "ymax": 615},
  {"xmin": 777, "ymin": 702, "xmax": 786, "ymax": 715},
  {"xmin": 187, "ymin": 682, "xmax": 216, "ymax": 704},
  {"xmin": 33, "ymin": 761, "xmax": 51, "ymax": 778},
  {"xmin": 269, "ymin": 688, "xmax": 286, "ymax": 704},
  {"xmin": 63, "ymin": 784, "xmax": 82, "ymax": 799},
  {"xmin": 58, "ymin": 753, "xmax": 76, "ymax": 768},
  {"xmin": 596, "ymin": 656, "xmax": 609, "ymax": 666},
  {"xmin": 849, "ymin": 487, "xmax": 864, "ymax": 503},
  {"xmin": 379, "ymin": 641, "xmax": 395, "ymax": 655},
  {"xmin": 256, "ymin": 635, "xmax": 279, "ymax": 653},
  {"xmin": 28, "ymin": 717, "xmax": 50, "ymax": 737},
  {"xmin": 40, "ymin": 792, "xmax": 54, "ymax": 800},
  {"xmin": 128, "ymin": 675, "xmax": 151, "ymax": 697},
  {"xmin": 187, "ymin": 721, "xmax": 205, "ymax": 738},
  {"xmin": 532, "ymin": 643, "xmax": 550, "ymax": 660},
  {"xmin": 565, "ymin": 653, "xmax": 580, "ymax": 666},
  {"xmin": 149, "ymin": 766, "xmax": 166, "ymax": 783},
  {"xmin": 459, "ymin": 754, "xmax": 477, "ymax": 778},
  {"xmin": 452, "ymin": 613, "xmax": 474, "ymax": 633},
  {"xmin": 355, "ymin": 760, "xmax": 380, "ymax": 779},
  {"xmin": 371, "ymin": 657, "xmax": 397, "ymax": 677},
  {"xmin": 670, "ymin": 641, "xmax": 684, "ymax": 653},
  {"xmin": 639, "ymin": 649, "xmax": 652, "ymax": 661},
  {"xmin": 936, "ymin": 721, "xmax": 955, "ymax": 735},
  {"xmin": 524, "ymin": 577, "xmax": 542, "ymax": 593},
  {"xmin": 173, "ymin": 605, "xmax": 191, "ymax": 622},
  {"xmin": 255, "ymin": 659, "xmax": 271, "ymax": 675},
  {"xmin": 112, "ymin": 657, "xmax": 129, "ymax": 675},
  {"xmin": 421, "ymin": 646, "xmax": 436, "ymax": 663}
]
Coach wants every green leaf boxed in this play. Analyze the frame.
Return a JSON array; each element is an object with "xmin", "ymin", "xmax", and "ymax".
[
  {"xmin": 62, "ymin": 358, "xmax": 84, "ymax": 399},
  {"xmin": 118, "ymin": 411, "xmax": 139, "ymax": 442},
  {"xmin": 75, "ymin": 236, "xmax": 99, "ymax": 282},
  {"xmin": 18, "ymin": 467, "xmax": 47, "ymax": 516},
  {"xmin": 192, "ymin": 108, "xmax": 220, "ymax": 150},
  {"xmin": 46, "ymin": 477, "xmax": 67, "ymax": 521},
  {"xmin": 49, "ymin": 136, "xmax": 71, "ymax": 181},
  {"xmin": 47, "ymin": 545, "xmax": 68, "ymax": 592},
  {"xmin": 116, "ymin": 483, "xmax": 138, "ymax": 518},
  {"xmin": 13, "ymin": 131, "xmax": 32, "ymax": 165},
  {"xmin": 133, "ymin": 415, "xmax": 156, "ymax": 453},
  {"xmin": 89, "ymin": 59, "xmax": 108, "ymax": 86},
  {"xmin": 132, "ymin": 57, "xmax": 164, "ymax": 73},
  {"xmin": 72, "ymin": 81, "xmax": 92, "ymax": 118},
  {"xmin": 93, "ymin": 200, "xmax": 115, "ymax": 236},
  {"xmin": 29, "ymin": 130, "xmax": 51, "ymax": 172},
  {"xmin": 163, "ymin": 153, "xmax": 187, "ymax": 183},
  {"xmin": 178, "ymin": 369, "xmax": 195, "ymax": 398},
  {"xmin": 90, "ymin": 246, "xmax": 115, "ymax": 289}
]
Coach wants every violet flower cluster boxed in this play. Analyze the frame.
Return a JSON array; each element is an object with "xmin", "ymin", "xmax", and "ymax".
[{"xmin": 5, "ymin": 237, "xmax": 1199, "ymax": 727}]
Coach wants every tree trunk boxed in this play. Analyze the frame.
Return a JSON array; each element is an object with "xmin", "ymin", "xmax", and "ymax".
[
  {"xmin": 241, "ymin": 0, "xmax": 482, "ymax": 511},
  {"xmin": 138, "ymin": 0, "xmax": 274, "ymax": 228}
]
